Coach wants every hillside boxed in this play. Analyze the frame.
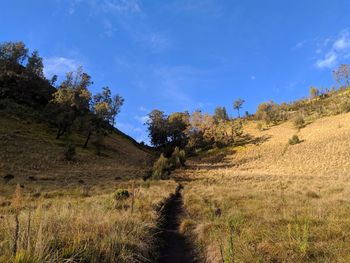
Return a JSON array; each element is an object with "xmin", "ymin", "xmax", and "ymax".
[
  {"xmin": 176, "ymin": 113, "xmax": 350, "ymax": 262},
  {"xmin": 228, "ymin": 112, "xmax": 350, "ymax": 177},
  {"xmin": 0, "ymin": 73, "xmax": 155, "ymax": 196},
  {"xmin": 0, "ymin": 73, "xmax": 178, "ymax": 263}
]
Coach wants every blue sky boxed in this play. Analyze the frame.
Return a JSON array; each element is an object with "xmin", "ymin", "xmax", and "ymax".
[{"xmin": 2, "ymin": 0, "xmax": 350, "ymax": 143}]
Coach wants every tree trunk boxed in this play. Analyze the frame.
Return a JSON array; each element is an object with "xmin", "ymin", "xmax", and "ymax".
[
  {"xmin": 83, "ymin": 130, "xmax": 92, "ymax": 148},
  {"xmin": 56, "ymin": 128, "xmax": 62, "ymax": 139}
]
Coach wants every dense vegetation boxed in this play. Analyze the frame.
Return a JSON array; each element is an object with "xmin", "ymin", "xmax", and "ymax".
[{"xmin": 0, "ymin": 41, "xmax": 124, "ymax": 155}]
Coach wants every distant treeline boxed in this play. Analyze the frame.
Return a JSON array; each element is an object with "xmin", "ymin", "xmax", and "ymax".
[{"xmin": 146, "ymin": 64, "xmax": 350, "ymax": 154}]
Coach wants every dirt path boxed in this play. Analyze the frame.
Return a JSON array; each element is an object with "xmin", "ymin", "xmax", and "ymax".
[{"xmin": 158, "ymin": 186, "xmax": 196, "ymax": 263}]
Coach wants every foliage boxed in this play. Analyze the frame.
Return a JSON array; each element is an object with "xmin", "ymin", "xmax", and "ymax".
[
  {"xmin": 170, "ymin": 147, "xmax": 186, "ymax": 168},
  {"xmin": 293, "ymin": 115, "xmax": 305, "ymax": 129},
  {"xmin": 0, "ymin": 41, "xmax": 28, "ymax": 72},
  {"xmin": 310, "ymin": 86, "xmax": 319, "ymax": 98},
  {"xmin": 233, "ymin": 98, "xmax": 245, "ymax": 117},
  {"xmin": 115, "ymin": 189, "xmax": 130, "ymax": 200},
  {"xmin": 147, "ymin": 110, "xmax": 169, "ymax": 147},
  {"xmin": 152, "ymin": 154, "xmax": 169, "ymax": 180},
  {"xmin": 289, "ymin": 134, "xmax": 300, "ymax": 145},
  {"xmin": 93, "ymin": 86, "xmax": 124, "ymax": 126},
  {"xmin": 167, "ymin": 112, "xmax": 190, "ymax": 148},
  {"xmin": 214, "ymin": 106, "xmax": 230, "ymax": 123},
  {"xmin": 26, "ymin": 50, "xmax": 44, "ymax": 78},
  {"xmin": 340, "ymin": 100, "xmax": 350, "ymax": 113},
  {"xmin": 333, "ymin": 64, "xmax": 350, "ymax": 88},
  {"xmin": 255, "ymin": 100, "xmax": 279, "ymax": 124}
]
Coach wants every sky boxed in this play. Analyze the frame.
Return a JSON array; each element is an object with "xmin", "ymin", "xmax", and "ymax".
[{"xmin": 1, "ymin": 0, "xmax": 350, "ymax": 143}]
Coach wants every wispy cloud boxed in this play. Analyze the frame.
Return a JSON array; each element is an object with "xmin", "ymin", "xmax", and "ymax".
[
  {"xmin": 152, "ymin": 66, "xmax": 206, "ymax": 105},
  {"xmin": 103, "ymin": 20, "xmax": 117, "ymax": 37},
  {"xmin": 139, "ymin": 106, "xmax": 148, "ymax": 112},
  {"xmin": 165, "ymin": 0, "xmax": 222, "ymax": 15},
  {"xmin": 117, "ymin": 121, "xmax": 149, "ymax": 143},
  {"xmin": 68, "ymin": 0, "xmax": 171, "ymax": 52},
  {"xmin": 295, "ymin": 40, "xmax": 307, "ymax": 49},
  {"xmin": 102, "ymin": 0, "xmax": 141, "ymax": 14},
  {"xmin": 315, "ymin": 29, "xmax": 350, "ymax": 69},
  {"xmin": 43, "ymin": 57, "xmax": 81, "ymax": 78},
  {"xmin": 134, "ymin": 115, "xmax": 149, "ymax": 124}
]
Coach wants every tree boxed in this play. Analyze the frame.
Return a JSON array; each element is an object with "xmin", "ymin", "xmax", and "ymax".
[
  {"xmin": 146, "ymin": 110, "xmax": 168, "ymax": 147},
  {"xmin": 255, "ymin": 100, "xmax": 279, "ymax": 124},
  {"xmin": 167, "ymin": 112, "xmax": 190, "ymax": 148},
  {"xmin": 82, "ymin": 87, "xmax": 124, "ymax": 148},
  {"xmin": 233, "ymin": 98, "xmax": 245, "ymax": 118},
  {"xmin": 0, "ymin": 41, "xmax": 28, "ymax": 72},
  {"xmin": 51, "ymin": 67, "xmax": 92, "ymax": 139},
  {"xmin": 333, "ymin": 64, "xmax": 350, "ymax": 88},
  {"xmin": 26, "ymin": 50, "xmax": 44, "ymax": 78},
  {"xmin": 310, "ymin": 86, "xmax": 319, "ymax": 99},
  {"xmin": 187, "ymin": 110, "xmax": 205, "ymax": 149},
  {"xmin": 111, "ymin": 94, "xmax": 124, "ymax": 127},
  {"xmin": 50, "ymin": 75, "xmax": 58, "ymax": 86},
  {"xmin": 213, "ymin": 106, "xmax": 229, "ymax": 123}
]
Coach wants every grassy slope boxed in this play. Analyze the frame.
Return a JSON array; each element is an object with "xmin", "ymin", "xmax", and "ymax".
[
  {"xmin": 0, "ymin": 112, "xmax": 155, "ymax": 195},
  {"xmin": 0, "ymin": 104, "xmax": 178, "ymax": 262},
  {"xmin": 179, "ymin": 113, "xmax": 350, "ymax": 262}
]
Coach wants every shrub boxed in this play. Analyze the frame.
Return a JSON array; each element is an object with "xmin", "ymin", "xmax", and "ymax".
[
  {"xmin": 179, "ymin": 149, "xmax": 186, "ymax": 166},
  {"xmin": 62, "ymin": 144, "xmax": 75, "ymax": 161},
  {"xmin": 340, "ymin": 100, "xmax": 350, "ymax": 113},
  {"xmin": 310, "ymin": 86, "xmax": 319, "ymax": 98},
  {"xmin": 114, "ymin": 189, "xmax": 130, "ymax": 200},
  {"xmin": 152, "ymin": 154, "xmax": 169, "ymax": 180},
  {"xmin": 170, "ymin": 147, "xmax": 186, "ymax": 169},
  {"xmin": 289, "ymin": 135, "xmax": 300, "ymax": 145},
  {"xmin": 306, "ymin": 190, "xmax": 320, "ymax": 198},
  {"xmin": 293, "ymin": 115, "xmax": 305, "ymax": 129}
]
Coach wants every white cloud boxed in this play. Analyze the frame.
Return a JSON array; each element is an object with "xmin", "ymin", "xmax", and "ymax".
[
  {"xmin": 152, "ymin": 66, "xmax": 202, "ymax": 105},
  {"xmin": 139, "ymin": 106, "xmax": 148, "ymax": 112},
  {"xmin": 134, "ymin": 115, "xmax": 149, "ymax": 124},
  {"xmin": 43, "ymin": 57, "xmax": 80, "ymax": 78},
  {"xmin": 315, "ymin": 29, "xmax": 350, "ymax": 69},
  {"xmin": 316, "ymin": 53, "xmax": 337, "ymax": 69},
  {"xmin": 295, "ymin": 40, "xmax": 307, "ymax": 49},
  {"xmin": 103, "ymin": 20, "xmax": 117, "ymax": 37},
  {"xmin": 102, "ymin": 0, "xmax": 141, "ymax": 14}
]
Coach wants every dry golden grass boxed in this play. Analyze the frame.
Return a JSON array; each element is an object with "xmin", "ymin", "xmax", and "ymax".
[
  {"xmin": 0, "ymin": 115, "xmax": 154, "ymax": 196},
  {"xmin": 0, "ymin": 114, "xmax": 177, "ymax": 262},
  {"xmin": 0, "ymin": 180, "xmax": 176, "ymax": 262},
  {"xmin": 178, "ymin": 112, "xmax": 350, "ymax": 262}
]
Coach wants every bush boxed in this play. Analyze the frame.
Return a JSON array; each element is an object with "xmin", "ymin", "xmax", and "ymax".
[
  {"xmin": 115, "ymin": 189, "xmax": 130, "ymax": 200},
  {"xmin": 293, "ymin": 115, "xmax": 305, "ymax": 129},
  {"xmin": 289, "ymin": 135, "xmax": 300, "ymax": 145},
  {"xmin": 62, "ymin": 144, "xmax": 75, "ymax": 161},
  {"xmin": 340, "ymin": 100, "xmax": 350, "ymax": 113},
  {"xmin": 152, "ymin": 154, "xmax": 169, "ymax": 180},
  {"xmin": 170, "ymin": 147, "xmax": 186, "ymax": 169}
]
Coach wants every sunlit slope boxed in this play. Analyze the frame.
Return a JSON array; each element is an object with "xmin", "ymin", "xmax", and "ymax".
[{"xmin": 226, "ymin": 112, "xmax": 350, "ymax": 177}]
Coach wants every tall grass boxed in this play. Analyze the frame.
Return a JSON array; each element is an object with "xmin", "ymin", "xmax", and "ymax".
[{"xmin": 0, "ymin": 180, "xmax": 176, "ymax": 262}]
